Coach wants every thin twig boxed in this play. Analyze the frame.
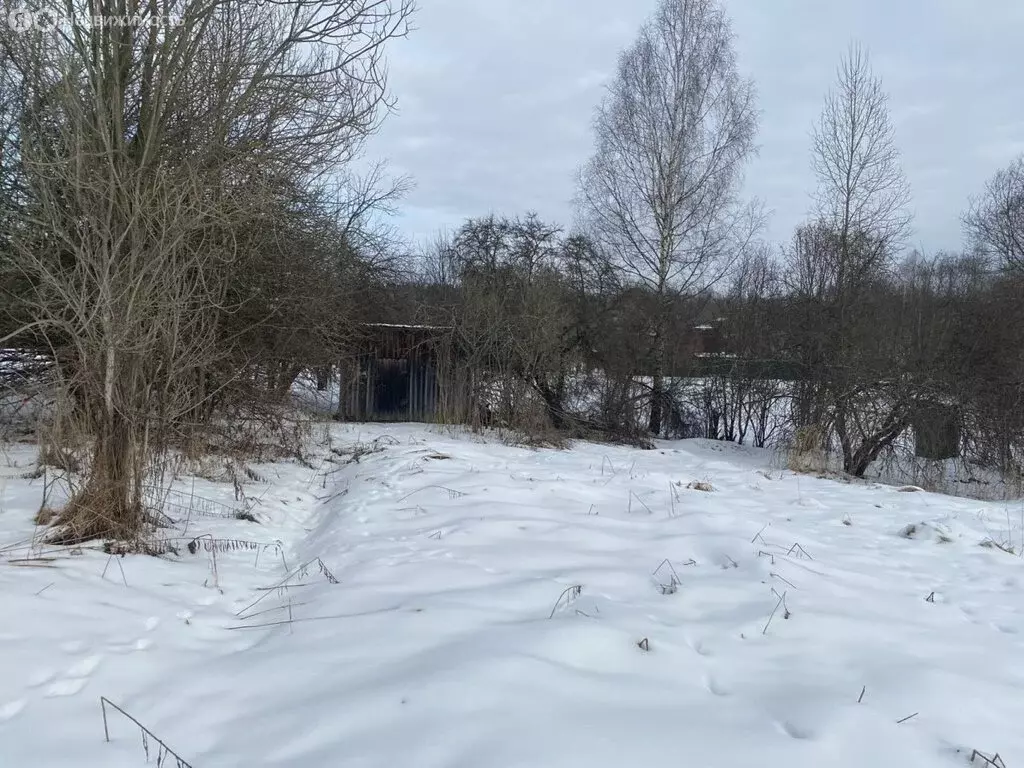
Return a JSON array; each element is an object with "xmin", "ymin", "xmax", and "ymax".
[
  {"xmin": 236, "ymin": 556, "xmax": 338, "ymax": 618},
  {"xmin": 653, "ymin": 558, "xmax": 681, "ymax": 588},
  {"xmin": 101, "ymin": 554, "xmax": 128, "ymax": 586},
  {"xmin": 227, "ymin": 605, "xmax": 406, "ymax": 630},
  {"xmin": 254, "ymin": 583, "xmax": 316, "ymax": 592},
  {"xmin": 238, "ymin": 601, "xmax": 310, "ymax": 621},
  {"xmin": 629, "ymin": 491, "xmax": 653, "ymax": 514},
  {"xmin": 970, "ymin": 749, "xmax": 1007, "ymax": 768},
  {"xmin": 397, "ymin": 484, "xmax": 465, "ymax": 502},
  {"xmin": 785, "ymin": 542, "xmax": 813, "ymax": 560},
  {"xmin": 99, "ymin": 697, "xmax": 193, "ymax": 767},
  {"xmin": 763, "ymin": 589, "xmax": 787, "ymax": 635},
  {"xmin": 770, "ymin": 571, "xmax": 797, "ymax": 590},
  {"xmin": 548, "ymin": 585, "xmax": 583, "ymax": 619},
  {"xmin": 601, "ymin": 456, "xmax": 616, "ymax": 477},
  {"xmin": 751, "ymin": 523, "xmax": 770, "ymax": 543}
]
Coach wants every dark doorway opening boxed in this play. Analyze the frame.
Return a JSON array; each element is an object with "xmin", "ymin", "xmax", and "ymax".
[
  {"xmin": 913, "ymin": 402, "xmax": 960, "ymax": 460},
  {"xmin": 374, "ymin": 359, "xmax": 409, "ymax": 418}
]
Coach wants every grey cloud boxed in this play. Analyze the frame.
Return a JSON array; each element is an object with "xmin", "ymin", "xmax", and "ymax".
[{"xmin": 364, "ymin": 0, "xmax": 1024, "ymax": 254}]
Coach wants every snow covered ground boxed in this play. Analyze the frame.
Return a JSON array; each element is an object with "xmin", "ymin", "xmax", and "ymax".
[{"xmin": 2, "ymin": 423, "xmax": 1024, "ymax": 767}]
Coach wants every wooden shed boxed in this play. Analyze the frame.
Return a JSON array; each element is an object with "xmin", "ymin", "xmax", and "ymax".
[{"xmin": 335, "ymin": 324, "xmax": 469, "ymax": 423}]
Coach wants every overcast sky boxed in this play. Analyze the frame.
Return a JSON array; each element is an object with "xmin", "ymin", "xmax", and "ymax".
[{"xmin": 363, "ymin": 0, "xmax": 1024, "ymax": 255}]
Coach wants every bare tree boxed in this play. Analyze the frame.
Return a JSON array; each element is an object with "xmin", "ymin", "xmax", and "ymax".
[
  {"xmin": 1, "ymin": 0, "xmax": 412, "ymax": 542},
  {"xmin": 800, "ymin": 42, "xmax": 913, "ymax": 476},
  {"xmin": 578, "ymin": 0, "xmax": 759, "ymax": 435},
  {"xmin": 0, "ymin": 50, "xmax": 28, "ymax": 342},
  {"xmin": 444, "ymin": 214, "xmax": 577, "ymax": 434},
  {"xmin": 716, "ymin": 244, "xmax": 788, "ymax": 448},
  {"xmin": 811, "ymin": 43, "xmax": 911, "ymax": 291},
  {"xmin": 417, "ymin": 229, "xmax": 459, "ymax": 287},
  {"xmin": 963, "ymin": 154, "xmax": 1024, "ymax": 273}
]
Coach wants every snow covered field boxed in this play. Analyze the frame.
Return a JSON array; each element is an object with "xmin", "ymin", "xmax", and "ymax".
[{"xmin": 2, "ymin": 423, "xmax": 1024, "ymax": 767}]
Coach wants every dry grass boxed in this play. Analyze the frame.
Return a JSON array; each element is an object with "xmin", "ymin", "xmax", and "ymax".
[
  {"xmin": 786, "ymin": 424, "xmax": 828, "ymax": 474},
  {"xmin": 37, "ymin": 443, "xmax": 82, "ymax": 474},
  {"xmin": 47, "ymin": 487, "xmax": 148, "ymax": 546},
  {"xmin": 979, "ymin": 537, "xmax": 1016, "ymax": 555},
  {"xmin": 898, "ymin": 523, "xmax": 920, "ymax": 538},
  {"xmin": 33, "ymin": 507, "xmax": 59, "ymax": 526}
]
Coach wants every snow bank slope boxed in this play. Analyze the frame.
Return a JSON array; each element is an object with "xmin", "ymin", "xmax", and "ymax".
[{"xmin": 2, "ymin": 425, "xmax": 1024, "ymax": 767}]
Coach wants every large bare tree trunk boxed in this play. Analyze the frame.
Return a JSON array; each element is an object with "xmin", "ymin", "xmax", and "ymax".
[{"xmin": 649, "ymin": 328, "xmax": 666, "ymax": 436}]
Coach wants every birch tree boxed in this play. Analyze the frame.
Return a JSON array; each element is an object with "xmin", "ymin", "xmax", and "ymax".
[
  {"xmin": 578, "ymin": 0, "xmax": 758, "ymax": 435},
  {"xmin": 806, "ymin": 43, "xmax": 912, "ymax": 476},
  {"xmin": 811, "ymin": 43, "xmax": 911, "ymax": 299}
]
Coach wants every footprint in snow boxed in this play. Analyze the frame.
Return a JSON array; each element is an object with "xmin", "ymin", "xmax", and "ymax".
[
  {"xmin": 703, "ymin": 674, "xmax": 732, "ymax": 697},
  {"xmin": 66, "ymin": 656, "xmax": 101, "ymax": 677},
  {"xmin": 109, "ymin": 637, "xmax": 153, "ymax": 653},
  {"xmin": 793, "ymin": 497, "xmax": 827, "ymax": 509},
  {"xmin": 27, "ymin": 669, "xmax": 56, "ymax": 688},
  {"xmin": 689, "ymin": 639, "xmax": 714, "ymax": 657},
  {"xmin": 44, "ymin": 655, "xmax": 102, "ymax": 698},
  {"xmin": 777, "ymin": 720, "xmax": 815, "ymax": 740},
  {"xmin": 45, "ymin": 678, "xmax": 90, "ymax": 697},
  {"xmin": 960, "ymin": 605, "xmax": 981, "ymax": 624}
]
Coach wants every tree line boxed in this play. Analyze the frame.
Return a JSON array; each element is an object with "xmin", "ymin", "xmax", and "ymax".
[
  {"xmin": 1, "ymin": 0, "xmax": 1023, "ymax": 544},
  {"xmin": 389, "ymin": 2, "xmax": 1024, "ymax": 490}
]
